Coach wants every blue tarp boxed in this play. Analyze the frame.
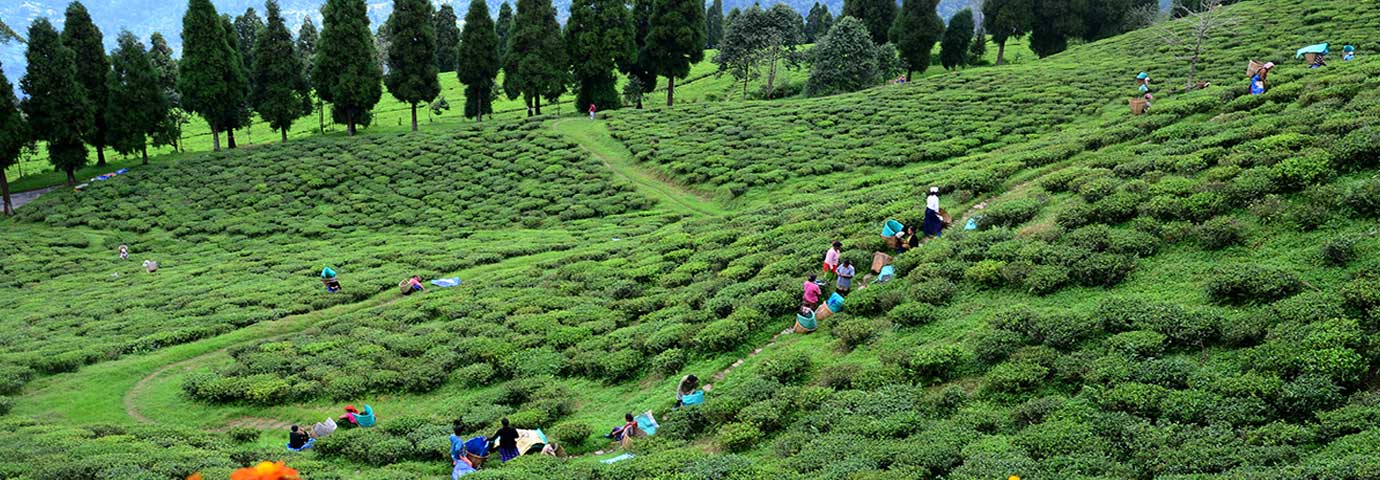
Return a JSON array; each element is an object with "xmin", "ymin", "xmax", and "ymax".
[
  {"xmin": 602, "ymin": 453, "xmax": 635, "ymax": 464},
  {"xmin": 882, "ymin": 219, "xmax": 904, "ymax": 237},
  {"xmin": 878, "ymin": 265, "xmax": 895, "ymax": 282},
  {"xmin": 430, "ymin": 278, "xmax": 462, "ymax": 287},
  {"xmin": 1296, "ymin": 43, "xmax": 1329, "ymax": 58},
  {"xmin": 355, "ymin": 405, "xmax": 375, "ymax": 427},
  {"xmin": 965, "ymin": 218, "xmax": 979, "ymax": 230},
  {"xmin": 681, "ymin": 390, "xmax": 705, "ymax": 406},
  {"xmin": 636, "ymin": 412, "xmax": 658, "ymax": 436},
  {"xmin": 321, "ymin": 267, "xmax": 336, "ymax": 279},
  {"xmin": 286, "ymin": 438, "xmax": 315, "ymax": 452},
  {"xmin": 827, "ymin": 292, "xmax": 845, "ymax": 313},
  {"xmin": 452, "ymin": 460, "xmax": 476, "ymax": 479}
]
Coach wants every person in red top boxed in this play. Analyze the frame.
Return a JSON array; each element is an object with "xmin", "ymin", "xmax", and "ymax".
[
  {"xmin": 802, "ymin": 274, "xmax": 822, "ymax": 310},
  {"xmin": 588, "ymin": 103, "xmax": 597, "ymax": 120}
]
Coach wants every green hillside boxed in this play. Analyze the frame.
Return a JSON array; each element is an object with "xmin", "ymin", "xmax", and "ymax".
[{"xmin": 3, "ymin": 0, "xmax": 1380, "ymax": 478}]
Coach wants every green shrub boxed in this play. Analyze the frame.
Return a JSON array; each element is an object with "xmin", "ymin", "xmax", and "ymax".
[
  {"xmin": 659, "ymin": 405, "xmax": 709, "ymax": 440},
  {"xmin": 717, "ymin": 422, "xmax": 761, "ymax": 453},
  {"xmin": 1195, "ymin": 217, "xmax": 1246, "ymax": 250},
  {"xmin": 833, "ymin": 317, "xmax": 889, "ymax": 350},
  {"xmin": 907, "ymin": 279, "xmax": 956, "ymax": 305},
  {"xmin": 973, "ymin": 328, "xmax": 1024, "ymax": 365},
  {"xmin": 1206, "ymin": 264, "xmax": 1303, "ymax": 305},
  {"xmin": 453, "ymin": 363, "xmax": 495, "ymax": 387},
  {"xmin": 695, "ymin": 319, "xmax": 748, "ymax": 352},
  {"xmin": 845, "ymin": 281, "xmax": 904, "ymax": 316},
  {"xmin": 758, "ymin": 350, "xmax": 811, "ymax": 384},
  {"xmin": 1319, "ymin": 234, "xmax": 1359, "ymax": 266},
  {"xmin": 984, "ymin": 361, "xmax": 1050, "ymax": 393},
  {"xmin": 965, "ymin": 260, "xmax": 1007, "ymax": 288},
  {"xmin": 899, "ymin": 344, "xmax": 965, "ymax": 382},
  {"xmin": 228, "ymin": 427, "xmax": 259, "ymax": 443},
  {"xmin": 889, "ymin": 303, "xmax": 939, "ymax": 327},
  {"xmin": 551, "ymin": 422, "xmax": 593, "ymax": 447},
  {"xmin": 1105, "ymin": 330, "xmax": 1166, "ymax": 359},
  {"xmin": 1345, "ymin": 179, "xmax": 1380, "ymax": 217},
  {"xmin": 1273, "ymin": 149, "xmax": 1335, "ymax": 189},
  {"xmin": 979, "ymin": 199, "xmax": 1042, "ymax": 229},
  {"xmin": 652, "ymin": 349, "xmax": 686, "ymax": 375},
  {"xmin": 1330, "ymin": 125, "xmax": 1380, "ymax": 170}
]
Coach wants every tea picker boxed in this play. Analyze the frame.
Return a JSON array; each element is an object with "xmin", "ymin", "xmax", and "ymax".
[{"xmin": 321, "ymin": 266, "xmax": 341, "ymax": 293}]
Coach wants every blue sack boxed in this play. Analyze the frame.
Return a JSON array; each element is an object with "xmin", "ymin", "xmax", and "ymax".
[
  {"xmin": 286, "ymin": 438, "xmax": 315, "ymax": 452},
  {"xmin": 878, "ymin": 265, "xmax": 895, "ymax": 282},
  {"xmin": 965, "ymin": 218, "xmax": 979, "ymax": 230},
  {"xmin": 602, "ymin": 453, "xmax": 635, "ymax": 464},
  {"xmin": 465, "ymin": 436, "xmax": 489, "ymax": 457},
  {"xmin": 430, "ymin": 278, "xmax": 462, "ymax": 288},
  {"xmin": 827, "ymin": 292, "xmax": 845, "ymax": 312},
  {"xmin": 681, "ymin": 390, "xmax": 705, "ymax": 406},
  {"xmin": 796, "ymin": 309, "xmax": 817, "ymax": 331},
  {"xmin": 635, "ymin": 412, "xmax": 658, "ymax": 436}
]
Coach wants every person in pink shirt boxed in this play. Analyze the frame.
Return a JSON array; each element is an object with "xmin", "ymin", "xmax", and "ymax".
[
  {"xmin": 589, "ymin": 103, "xmax": 597, "ymax": 120},
  {"xmin": 802, "ymin": 274, "xmax": 822, "ymax": 310},
  {"xmin": 823, "ymin": 241, "xmax": 841, "ymax": 275}
]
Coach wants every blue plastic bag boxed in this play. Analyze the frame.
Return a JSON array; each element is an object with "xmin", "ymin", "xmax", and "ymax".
[{"xmin": 827, "ymin": 292, "xmax": 845, "ymax": 312}]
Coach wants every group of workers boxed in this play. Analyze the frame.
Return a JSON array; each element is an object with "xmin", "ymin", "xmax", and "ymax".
[
  {"xmin": 318, "ymin": 266, "xmax": 430, "ymax": 296},
  {"xmin": 285, "ymin": 405, "xmax": 375, "ymax": 452}
]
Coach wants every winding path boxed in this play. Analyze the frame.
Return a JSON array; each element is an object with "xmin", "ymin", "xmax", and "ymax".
[{"xmin": 551, "ymin": 118, "xmax": 728, "ymax": 218}]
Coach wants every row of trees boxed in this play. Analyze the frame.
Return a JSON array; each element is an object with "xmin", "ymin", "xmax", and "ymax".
[{"xmin": 982, "ymin": 0, "xmax": 1159, "ymax": 63}]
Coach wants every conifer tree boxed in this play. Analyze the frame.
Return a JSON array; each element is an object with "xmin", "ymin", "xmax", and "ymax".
[
  {"xmin": 567, "ymin": 0, "xmax": 636, "ymax": 113},
  {"xmin": 970, "ymin": 26, "xmax": 988, "ymax": 62},
  {"xmin": 148, "ymin": 32, "xmax": 186, "ymax": 152},
  {"xmin": 385, "ymin": 0, "xmax": 440, "ymax": 131},
  {"xmin": 0, "ymin": 61, "xmax": 29, "ymax": 215},
  {"xmin": 314, "ymin": 0, "xmax": 383, "ymax": 136},
  {"xmin": 21, "ymin": 19, "xmax": 91, "ymax": 185},
  {"xmin": 219, "ymin": 15, "xmax": 251, "ymax": 148},
  {"xmin": 253, "ymin": 0, "xmax": 311, "ymax": 142},
  {"xmin": 502, "ymin": 0, "xmax": 566, "ymax": 116},
  {"xmin": 62, "ymin": 1, "xmax": 110, "ymax": 166},
  {"xmin": 433, "ymin": 5, "xmax": 461, "ymax": 73},
  {"xmin": 842, "ymin": 0, "xmax": 895, "ymax": 45},
  {"xmin": 804, "ymin": 2, "xmax": 834, "ymax": 43},
  {"xmin": 806, "ymin": 16, "xmax": 883, "ymax": 96},
  {"xmin": 296, "ymin": 17, "xmax": 322, "ymax": 133},
  {"xmin": 940, "ymin": 8, "xmax": 975, "ymax": 69},
  {"xmin": 1029, "ymin": 0, "xmax": 1084, "ymax": 57},
  {"xmin": 705, "ymin": 0, "xmax": 723, "ymax": 49},
  {"xmin": 645, "ymin": 0, "xmax": 705, "ymax": 107},
  {"xmin": 106, "ymin": 31, "xmax": 166, "ymax": 164},
  {"xmin": 621, "ymin": 0, "xmax": 658, "ymax": 109},
  {"xmin": 982, "ymin": 0, "xmax": 1032, "ymax": 65},
  {"xmin": 890, "ymin": 0, "xmax": 943, "ymax": 80},
  {"xmin": 456, "ymin": 0, "xmax": 500, "ymax": 121},
  {"xmin": 495, "ymin": 2, "xmax": 514, "ymax": 60},
  {"xmin": 234, "ymin": 8, "xmax": 265, "ymax": 89}
]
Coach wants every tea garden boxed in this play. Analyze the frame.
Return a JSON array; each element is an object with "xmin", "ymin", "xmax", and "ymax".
[{"xmin": 5, "ymin": 0, "xmax": 1380, "ymax": 477}]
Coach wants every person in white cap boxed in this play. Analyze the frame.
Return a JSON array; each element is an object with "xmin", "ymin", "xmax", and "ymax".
[{"xmin": 922, "ymin": 187, "xmax": 943, "ymax": 238}]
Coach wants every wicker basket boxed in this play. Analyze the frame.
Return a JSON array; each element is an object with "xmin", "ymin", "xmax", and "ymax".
[{"xmin": 1129, "ymin": 98, "xmax": 1147, "ymax": 115}]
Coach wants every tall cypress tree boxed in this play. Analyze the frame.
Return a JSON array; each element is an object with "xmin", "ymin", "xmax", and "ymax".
[
  {"xmin": 385, "ymin": 0, "xmax": 440, "ymax": 131},
  {"xmin": 621, "ymin": 0, "xmax": 658, "ymax": 109},
  {"xmin": 456, "ymin": 0, "xmax": 500, "ymax": 121},
  {"xmin": 502, "ymin": 0, "xmax": 566, "ymax": 116},
  {"xmin": 495, "ymin": 2, "xmax": 514, "ymax": 60},
  {"xmin": 219, "ymin": 15, "xmax": 251, "ymax": 148},
  {"xmin": 890, "ymin": 0, "xmax": 943, "ymax": 80},
  {"xmin": 842, "ymin": 0, "xmax": 895, "ymax": 45},
  {"xmin": 705, "ymin": 0, "xmax": 723, "ymax": 49},
  {"xmin": 296, "ymin": 17, "xmax": 321, "ymax": 134},
  {"xmin": 106, "ymin": 31, "xmax": 166, "ymax": 164},
  {"xmin": 804, "ymin": 3, "xmax": 828, "ymax": 43},
  {"xmin": 179, "ymin": 0, "xmax": 242, "ymax": 151},
  {"xmin": 645, "ymin": 0, "xmax": 705, "ymax": 107},
  {"xmin": 1029, "ymin": 0, "xmax": 1084, "ymax": 58},
  {"xmin": 21, "ymin": 19, "xmax": 91, "ymax": 185},
  {"xmin": 253, "ymin": 0, "xmax": 311, "ymax": 142},
  {"xmin": 314, "ymin": 0, "xmax": 383, "ymax": 136},
  {"xmin": 940, "ymin": 8, "xmax": 975, "ymax": 69},
  {"xmin": 433, "ymin": 5, "xmax": 460, "ymax": 73},
  {"xmin": 62, "ymin": 1, "xmax": 110, "ymax": 166},
  {"xmin": 148, "ymin": 32, "xmax": 186, "ymax": 152},
  {"xmin": 234, "ymin": 8, "xmax": 265, "ymax": 90},
  {"xmin": 0, "ymin": 61, "xmax": 29, "ymax": 215},
  {"xmin": 982, "ymin": 0, "xmax": 1032, "ymax": 65},
  {"xmin": 568, "ymin": 0, "xmax": 636, "ymax": 113}
]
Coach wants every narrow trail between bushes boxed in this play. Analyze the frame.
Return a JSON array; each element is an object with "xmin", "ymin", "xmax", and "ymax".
[{"xmin": 551, "ymin": 118, "xmax": 729, "ymax": 218}]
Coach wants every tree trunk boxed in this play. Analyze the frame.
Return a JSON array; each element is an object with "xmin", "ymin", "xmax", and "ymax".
[
  {"xmin": 65, "ymin": 167, "xmax": 76, "ymax": 186},
  {"xmin": 906, "ymin": 68, "xmax": 914, "ymax": 82},
  {"xmin": 1, "ymin": 169, "xmax": 11, "ymax": 216},
  {"xmin": 636, "ymin": 95, "xmax": 643, "ymax": 109},
  {"xmin": 667, "ymin": 76, "xmax": 676, "ymax": 107},
  {"xmin": 347, "ymin": 111, "xmax": 357, "ymax": 136},
  {"xmin": 281, "ymin": 128, "xmax": 289, "ymax": 143},
  {"xmin": 96, "ymin": 145, "xmax": 106, "ymax": 167},
  {"xmin": 525, "ymin": 96, "xmax": 534, "ymax": 117},
  {"xmin": 318, "ymin": 100, "xmax": 325, "ymax": 134},
  {"xmin": 766, "ymin": 50, "xmax": 779, "ymax": 98},
  {"xmin": 141, "ymin": 144, "xmax": 148, "ymax": 165},
  {"xmin": 410, "ymin": 103, "xmax": 418, "ymax": 131},
  {"xmin": 996, "ymin": 40, "xmax": 1007, "ymax": 65},
  {"xmin": 227, "ymin": 129, "xmax": 238, "ymax": 148},
  {"xmin": 535, "ymin": 96, "xmax": 542, "ymax": 115},
  {"xmin": 212, "ymin": 126, "xmax": 221, "ymax": 152}
]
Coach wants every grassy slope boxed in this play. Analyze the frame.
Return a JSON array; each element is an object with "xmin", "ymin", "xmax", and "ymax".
[{"xmin": 5, "ymin": 2, "xmax": 1380, "ymax": 479}]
